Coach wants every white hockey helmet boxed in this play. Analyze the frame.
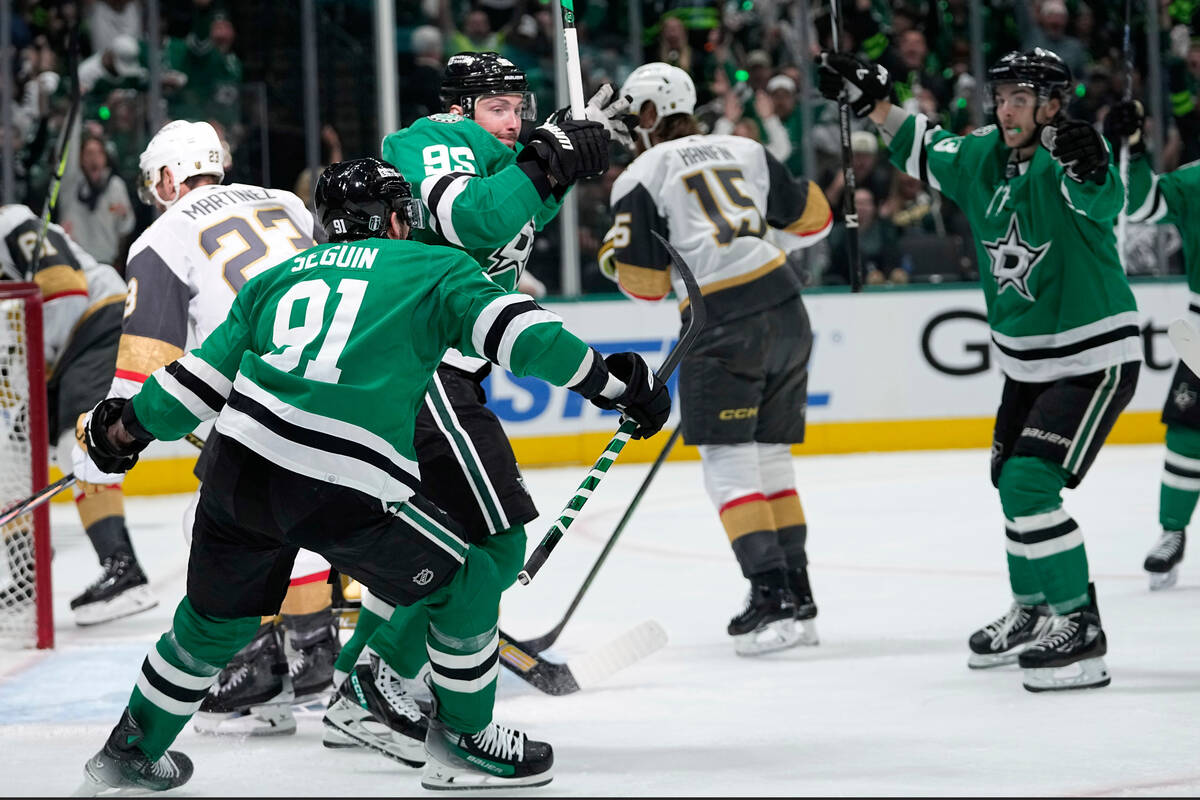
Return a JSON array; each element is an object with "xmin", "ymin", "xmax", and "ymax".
[
  {"xmin": 620, "ymin": 63, "xmax": 696, "ymax": 149},
  {"xmin": 137, "ymin": 120, "xmax": 225, "ymax": 208}
]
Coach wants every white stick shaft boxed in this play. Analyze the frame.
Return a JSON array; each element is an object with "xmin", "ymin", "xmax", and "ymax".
[
  {"xmin": 1118, "ymin": 139, "xmax": 1130, "ymax": 272},
  {"xmin": 563, "ymin": 26, "xmax": 586, "ymax": 119}
]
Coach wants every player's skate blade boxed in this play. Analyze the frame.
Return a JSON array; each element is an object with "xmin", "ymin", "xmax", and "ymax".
[
  {"xmin": 193, "ymin": 700, "xmax": 296, "ymax": 737},
  {"xmin": 1148, "ymin": 568, "xmax": 1179, "ymax": 591},
  {"xmin": 421, "ymin": 763, "xmax": 554, "ymax": 791},
  {"xmin": 322, "ymin": 724, "xmax": 363, "ymax": 749},
  {"xmin": 72, "ymin": 584, "xmax": 157, "ymax": 627},
  {"xmin": 967, "ymin": 651, "xmax": 1019, "ymax": 669},
  {"xmin": 733, "ymin": 618, "xmax": 811, "ymax": 656},
  {"xmin": 1022, "ymin": 657, "xmax": 1111, "ymax": 692},
  {"xmin": 322, "ymin": 695, "xmax": 425, "ymax": 766}
]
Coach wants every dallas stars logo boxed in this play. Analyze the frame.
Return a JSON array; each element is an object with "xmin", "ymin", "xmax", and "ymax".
[{"xmin": 983, "ymin": 216, "xmax": 1049, "ymax": 302}]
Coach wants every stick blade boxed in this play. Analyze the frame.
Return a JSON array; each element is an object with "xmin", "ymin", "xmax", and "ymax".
[
  {"xmin": 1169, "ymin": 318, "xmax": 1200, "ymax": 375},
  {"xmin": 569, "ymin": 619, "xmax": 668, "ymax": 690}
]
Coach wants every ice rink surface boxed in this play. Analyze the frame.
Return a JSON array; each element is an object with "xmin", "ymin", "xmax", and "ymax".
[{"xmin": 1, "ymin": 444, "xmax": 1198, "ymax": 796}]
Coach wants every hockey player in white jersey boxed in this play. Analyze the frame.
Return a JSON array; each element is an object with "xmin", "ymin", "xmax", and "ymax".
[
  {"xmin": 0, "ymin": 205, "xmax": 144, "ymax": 626},
  {"xmin": 97, "ymin": 120, "xmax": 340, "ymax": 735},
  {"xmin": 599, "ymin": 63, "xmax": 832, "ymax": 654}
]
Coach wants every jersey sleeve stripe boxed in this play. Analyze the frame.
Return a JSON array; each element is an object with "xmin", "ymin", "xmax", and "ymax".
[
  {"xmin": 163, "ymin": 358, "xmax": 228, "ymax": 415},
  {"xmin": 471, "ymin": 294, "xmax": 529, "ymax": 358},
  {"xmin": 615, "ymin": 261, "xmax": 671, "ymax": 301},
  {"xmin": 481, "ymin": 298, "xmax": 540, "ymax": 362},
  {"xmin": 920, "ymin": 128, "xmax": 941, "ymax": 192},
  {"xmin": 497, "ymin": 308, "xmax": 563, "ymax": 367},
  {"xmin": 421, "ymin": 173, "xmax": 472, "ymax": 247},
  {"xmin": 34, "ymin": 265, "xmax": 88, "ymax": 299},
  {"xmin": 905, "ymin": 113, "xmax": 929, "ymax": 182},
  {"xmin": 566, "ymin": 348, "xmax": 606, "ymax": 397}
]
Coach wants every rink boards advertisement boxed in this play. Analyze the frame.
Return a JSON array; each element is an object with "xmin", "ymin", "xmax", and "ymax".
[{"xmin": 112, "ymin": 280, "xmax": 1188, "ymax": 494}]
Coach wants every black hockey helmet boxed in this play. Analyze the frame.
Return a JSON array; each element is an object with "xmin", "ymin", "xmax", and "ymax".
[
  {"xmin": 986, "ymin": 48, "xmax": 1073, "ymax": 105},
  {"xmin": 314, "ymin": 158, "xmax": 426, "ymax": 242},
  {"xmin": 439, "ymin": 51, "xmax": 537, "ymax": 120}
]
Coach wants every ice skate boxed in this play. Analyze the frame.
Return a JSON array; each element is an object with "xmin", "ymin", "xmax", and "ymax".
[
  {"xmin": 70, "ymin": 553, "xmax": 157, "ymax": 627},
  {"xmin": 74, "ymin": 708, "xmax": 192, "ymax": 796},
  {"xmin": 1019, "ymin": 591, "xmax": 1109, "ymax": 692},
  {"xmin": 322, "ymin": 657, "xmax": 427, "ymax": 766},
  {"xmin": 193, "ymin": 622, "xmax": 296, "ymax": 736},
  {"xmin": 967, "ymin": 602, "xmax": 1052, "ymax": 669},
  {"xmin": 1144, "ymin": 530, "xmax": 1185, "ymax": 591},
  {"xmin": 787, "ymin": 566, "xmax": 820, "ymax": 646},
  {"xmin": 728, "ymin": 570, "xmax": 802, "ymax": 656},
  {"xmin": 422, "ymin": 716, "xmax": 553, "ymax": 790},
  {"xmin": 283, "ymin": 609, "xmax": 341, "ymax": 703}
]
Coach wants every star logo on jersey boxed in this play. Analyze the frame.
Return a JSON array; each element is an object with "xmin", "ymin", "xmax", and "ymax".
[{"xmin": 983, "ymin": 216, "xmax": 1049, "ymax": 303}]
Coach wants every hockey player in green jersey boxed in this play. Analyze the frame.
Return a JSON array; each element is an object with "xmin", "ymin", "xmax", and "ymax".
[
  {"xmin": 73, "ymin": 158, "xmax": 670, "ymax": 794},
  {"xmin": 1105, "ymin": 99, "xmax": 1192, "ymax": 590},
  {"xmin": 819, "ymin": 48, "xmax": 1140, "ymax": 692},
  {"xmin": 323, "ymin": 52, "xmax": 634, "ymax": 757}
]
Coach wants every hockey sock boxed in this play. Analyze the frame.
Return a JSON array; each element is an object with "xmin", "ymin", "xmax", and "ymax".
[
  {"xmin": 1160, "ymin": 424, "xmax": 1200, "ymax": 531},
  {"xmin": 480, "ymin": 525, "xmax": 527, "ymax": 588},
  {"xmin": 998, "ymin": 456, "xmax": 1090, "ymax": 613},
  {"xmin": 768, "ymin": 490, "xmax": 808, "ymax": 569},
  {"xmin": 423, "ymin": 547, "xmax": 502, "ymax": 735},
  {"xmin": 369, "ymin": 597, "xmax": 430, "ymax": 679},
  {"xmin": 700, "ymin": 444, "xmax": 787, "ymax": 578},
  {"xmin": 75, "ymin": 484, "xmax": 133, "ymax": 562},
  {"xmin": 333, "ymin": 588, "xmax": 393, "ymax": 681},
  {"xmin": 128, "ymin": 597, "xmax": 260, "ymax": 760}
]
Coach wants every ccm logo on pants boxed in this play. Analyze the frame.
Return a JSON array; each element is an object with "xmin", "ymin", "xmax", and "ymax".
[{"xmin": 719, "ymin": 407, "xmax": 759, "ymax": 420}]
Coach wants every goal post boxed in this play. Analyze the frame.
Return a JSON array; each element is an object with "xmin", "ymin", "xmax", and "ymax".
[{"xmin": 0, "ymin": 282, "xmax": 53, "ymax": 649}]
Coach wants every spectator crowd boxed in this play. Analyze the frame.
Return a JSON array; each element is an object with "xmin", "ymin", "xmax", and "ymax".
[{"xmin": 7, "ymin": 0, "xmax": 1200, "ymax": 288}]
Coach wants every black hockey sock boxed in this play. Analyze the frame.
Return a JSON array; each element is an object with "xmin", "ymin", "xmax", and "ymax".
[
  {"xmin": 777, "ymin": 523, "xmax": 808, "ymax": 570},
  {"xmin": 85, "ymin": 516, "xmax": 135, "ymax": 563},
  {"xmin": 730, "ymin": 530, "xmax": 788, "ymax": 579}
]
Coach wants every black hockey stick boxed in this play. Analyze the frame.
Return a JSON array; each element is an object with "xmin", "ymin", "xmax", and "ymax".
[
  {"xmin": 498, "ymin": 619, "xmax": 667, "ymax": 695},
  {"xmin": 829, "ymin": 0, "xmax": 862, "ymax": 292},
  {"xmin": 27, "ymin": 21, "xmax": 83, "ymax": 281},
  {"xmin": 511, "ymin": 426, "xmax": 682, "ymax": 654},
  {"xmin": 518, "ymin": 231, "xmax": 706, "ymax": 584}
]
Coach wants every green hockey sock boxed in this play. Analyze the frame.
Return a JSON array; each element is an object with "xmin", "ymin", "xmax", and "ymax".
[
  {"xmin": 999, "ymin": 456, "xmax": 1090, "ymax": 612},
  {"xmin": 1160, "ymin": 424, "xmax": 1200, "ymax": 532},
  {"xmin": 127, "ymin": 597, "xmax": 259, "ymax": 760},
  {"xmin": 335, "ymin": 590, "xmax": 393, "ymax": 678}
]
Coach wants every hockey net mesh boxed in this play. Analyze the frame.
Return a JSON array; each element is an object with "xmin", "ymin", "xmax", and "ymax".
[{"xmin": 0, "ymin": 284, "xmax": 50, "ymax": 648}]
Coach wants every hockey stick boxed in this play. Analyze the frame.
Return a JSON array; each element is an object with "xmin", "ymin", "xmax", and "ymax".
[
  {"xmin": 27, "ymin": 21, "xmax": 83, "ymax": 281},
  {"xmin": 498, "ymin": 619, "xmax": 668, "ymax": 695},
  {"xmin": 513, "ymin": 426, "xmax": 683, "ymax": 654},
  {"xmin": 829, "ymin": 0, "xmax": 862, "ymax": 292},
  {"xmin": 518, "ymin": 231, "xmax": 706, "ymax": 584},
  {"xmin": 1117, "ymin": 0, "xmax": 1133, "ymax": 270},
  {"xmin": 0, "ymin": 432, "xmax": 207, "ymax": 527},
  {"xmin": 558, "ymin": 0, "xmax": 586, "ymax": 118}
]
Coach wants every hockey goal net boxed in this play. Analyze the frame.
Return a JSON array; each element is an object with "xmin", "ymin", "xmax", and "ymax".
[{"xmin": 0, "ymin": 283, "xmax": 52, "ymax": 649}]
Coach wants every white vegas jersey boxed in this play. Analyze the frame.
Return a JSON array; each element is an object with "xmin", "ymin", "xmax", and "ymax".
[
  {"xmin": 0, "ymin": 204, "xmax": 127, "ymax": 371},
  {"xmin": 601, "ymin": 134, "xmax": 831, "ymax": 324},
  {"xmin": 112, "ymin": 183, "xmax": 315, "ymax": 397}
]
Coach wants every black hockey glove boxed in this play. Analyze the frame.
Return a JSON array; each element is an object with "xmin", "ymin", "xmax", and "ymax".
[
  {"xmin": 547, "ymin": 83, "xmax": 638, "ymax": 151},
  {"xmin": 517, "ymin": 119, "xmax": 610, "ymax": 187},
  {"xmin": 815, "ymin": 51, "xmax": 892, "ymax": 118},
  {"xmin": 80, "ymin": 398, "xmax": 153, "ymax": 474},
  {"xmin": 1102, "ymin": 100, "xmax": 1145, "ymax": 157},
  {"xmin": 1042, "ymin": 118, "xmax": 1109, "ymax": 184},
  {"xmin": 589, "ymin": 352, "xmax": 671, "ymax": 440}
]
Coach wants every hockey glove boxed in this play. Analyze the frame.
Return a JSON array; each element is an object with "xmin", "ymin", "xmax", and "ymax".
[
  {"xmin": 548, "ymin": 84, "xmax": 637, "ymax": 151},
  {"xmin": 589, "ymin": 352, "xmax": 671, "ymax": 440},
  {"xmin": 816, "ymin": 51, "xmax": 892, "ymax": 118},
  {"xmin": 1102, "ymin": 100, "xmax": 1145, "ymax": 157},
  {"xmin": 517, "ymin": 119, "xmax": 610, "ymax": 187},
  {"xmin": 80, "ymin": 398, "xmax": 153, "ymax": 474},
  {"xmin": 1042, "ymin": 118, "xmax": 1109, "ymax": 184}
]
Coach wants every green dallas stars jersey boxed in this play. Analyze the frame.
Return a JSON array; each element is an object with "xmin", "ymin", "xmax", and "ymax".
[
  {"xmin": 885, "ymin": 112, "xmax": 1140, "ymax": 382},
  {"xmin": 1126, "ymin": 156, "xmax": 1200, "ymax": 308},
  {"xmin": 381, "ymin": 114, "xmax": 565, "ymax": 292},
  {"xmin": 127, "ymin": 238, "xmax": 594, "ymax": 503}
]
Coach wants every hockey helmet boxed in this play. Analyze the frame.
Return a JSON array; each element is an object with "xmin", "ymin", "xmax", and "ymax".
[
  {"xmin": 620, "ymin": 63, "xmax": 696, "ymax": 149},
  {"xmin": 986, "ymin": 48, "xmax": 1072, "ymax": 107},
  {"xmin": 137, "ymin": 120, "xmax": 225, "ymax": 208},
  {"xmin": 314, "ymin": 158, "xmax": 426, "ymax": 243},
  {"xmin": 439, "ymin": 52, "xmax": 537, "ymax": 121}
]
